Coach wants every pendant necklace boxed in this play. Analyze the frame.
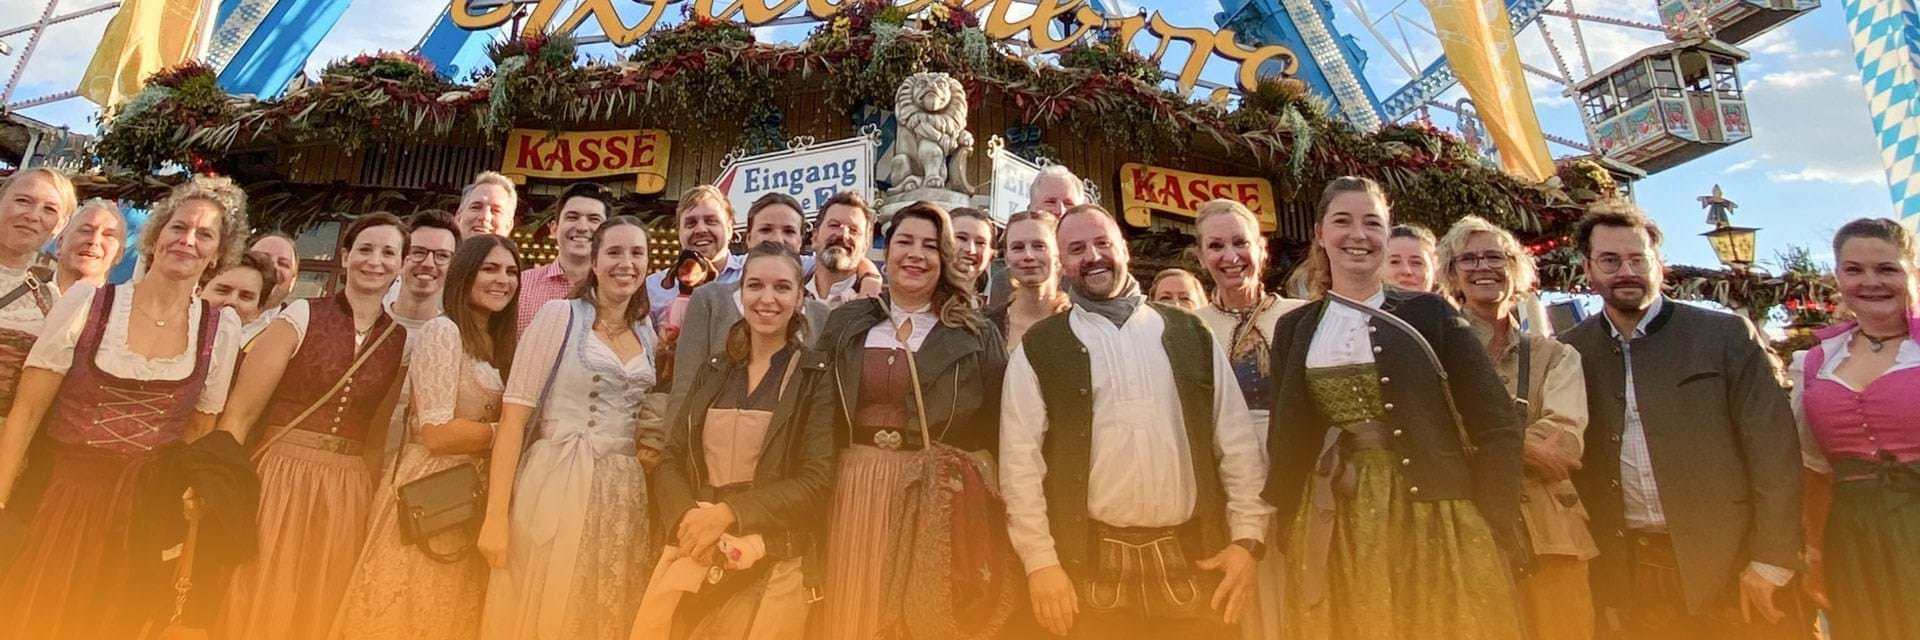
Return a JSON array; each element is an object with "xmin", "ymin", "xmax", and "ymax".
[{"xmin": 1862, "ymin": 330, "xmax": 1908, "ymax": 354}]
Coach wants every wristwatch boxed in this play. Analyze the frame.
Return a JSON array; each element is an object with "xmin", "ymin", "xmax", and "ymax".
[{"xmin": 1232, "ymin": 538, "xmax": 1266, "ymax": 561}]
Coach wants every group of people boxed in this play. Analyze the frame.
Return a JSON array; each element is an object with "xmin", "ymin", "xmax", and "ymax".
[{"xmin": 0, "ymin": 160, "xmax": 1910, "ymax": 640}]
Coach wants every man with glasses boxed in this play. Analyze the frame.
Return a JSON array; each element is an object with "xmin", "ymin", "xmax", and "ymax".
[
  {"xmin": 1559, "ymin": 204, "xmax": 1803, "ymax": 639},
  {"xmin": 1438, "ymin": 216, "xmax": 1597, "ymax": 640},
  {"xmin": 390, "ymin": 211, "xmax": 459, "ymax": 332},
  {"xmin": 517, "ymin": 183, "xmax": 611, "ymax": 333}
]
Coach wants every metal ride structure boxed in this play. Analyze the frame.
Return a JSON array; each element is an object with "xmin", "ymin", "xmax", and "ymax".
[{"xmin": 1219, "ymin": 0, "xmax": 1821, "ymax": 182}]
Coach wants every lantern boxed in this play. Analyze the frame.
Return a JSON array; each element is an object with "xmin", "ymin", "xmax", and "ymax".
[{"xmin": 1701, "ymin": 225, "xmax": 1759, "ymax": 271}]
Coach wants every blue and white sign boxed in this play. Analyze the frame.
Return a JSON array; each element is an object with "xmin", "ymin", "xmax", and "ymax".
[
  {"xmin": 714, "ymin": 134, "xmax": 879, "ymax": 227},
  {"xmin": 988, "ymin": 137, "xmax": 1040, "ymax": 225}
]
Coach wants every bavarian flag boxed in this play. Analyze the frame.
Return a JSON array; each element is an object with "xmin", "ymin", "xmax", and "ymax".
[
  {"xmin": 1423, "ymin": 0, "xmax": 1555, "ymax": 182},
  {"xmin": 78, "ymin": 0, "xmax": 214, "ymax": 106}
]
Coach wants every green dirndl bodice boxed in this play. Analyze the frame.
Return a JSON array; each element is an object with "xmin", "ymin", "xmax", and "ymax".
[{"xmin": 1283, "ymin": 364, "xmax": 1523, "ymax": 640}]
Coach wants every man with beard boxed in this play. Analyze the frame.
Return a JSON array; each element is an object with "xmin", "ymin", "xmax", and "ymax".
[
  {"xmin": 809, "ymin": 191, "xmax": 882, "ymax": 307},
  {"xmin": 951, "ymin": 207, "xmax": 998, "ymax": 304},
  {"xmin": 1000, "ymin": 203, "xmax": 1270, "ymax": 638},
  {"xmin": 244, "ymin": 231, "xmax": 300, "ymax": 342},
  {"xmin": 1559, "ymin": 204, "xmax": 1803, "ymax": 639},
  {"xmin": 453, "ymin": 171, "xmax": 519, "ymax": 240},
  {"xmin": 646, "ymin": 185, "xmax": 743, "ymax": 328},
  {"xmin": 388, "ymin": 211, "xmax": 459, "ymax": 332},
  {"xmin": 516, "ymin": 183, "xmax": 610, "ymax": 333},
  {"xmin": 52, "ymin": 199, "xmax": 126, "ymax": 292},
  {"xmin": 668, "ymin": 193, "xmax": 832, "ymax": 400}
]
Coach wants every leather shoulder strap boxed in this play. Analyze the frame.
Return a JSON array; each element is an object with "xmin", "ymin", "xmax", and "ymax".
[
  {"xmin": 1326, "ymin": 293, "xmax": 1475, "ymax": 451},
  {"xmin": 251, "ymin": 321, "xmax": 401, "ymax": 461}
]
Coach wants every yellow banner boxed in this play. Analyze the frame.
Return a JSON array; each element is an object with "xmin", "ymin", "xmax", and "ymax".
[
  {"xmin": 1119, "ymin": 163, "xmax": 1277, "ymax": 231},
  {"xmin": 79, "ymin": 0, "xmax": 212, "ymax": 106},
  {"xmin": 501, "ymin": 129, "xmax": 672, "ymax": 193},
  {"xmin": 1423, "ymin": 0, "xmax": 1554, "ymax": 181}
]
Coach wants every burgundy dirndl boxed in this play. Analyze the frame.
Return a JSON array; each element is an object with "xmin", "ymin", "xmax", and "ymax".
[{"xmin": 0, "ymin": 285, "xmax": 220, "ymax": 638}]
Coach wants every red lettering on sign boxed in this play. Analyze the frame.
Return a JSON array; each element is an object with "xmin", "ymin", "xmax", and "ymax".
[
  {"xmin": 577, "ymin": 138, "xmax": 603, "ymax": 172},
  {"xmin": 1154, "ymin": 173, "xmax": 1184, "ymax": 210},
  {"xmin": 605, "ymin": 135, "xmax": 630, "ymax": 169},
  {"xmin": 1236, "ymin": 183, "xmax": 1261, "ymax": 211},
  {"xmin": 632, "ymin": 133, "xmax": 656, "ymax": 166},
  {"xmin": 516, "ymin": 135, "xmax": 545, "ymax": 172},
  {"xmin": 546, "ymin": 139, "xmax": 574, "ymax": 173},
  {"xmin": 1130, "ymin": 166, "xmax": 1157, "ymax": 202},
  {"xmin": 1188, "ymin": 179, "xmax": 1213, "ymax": 208}
]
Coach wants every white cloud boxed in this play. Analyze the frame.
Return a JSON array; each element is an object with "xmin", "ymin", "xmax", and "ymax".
[
  {"xmin": 1768, "ymin": 168, "xmax": 1885, "ymax": 185},
  {"xmin": 1744, "ymin": 28, "xmax": 1799, "ymax": 56},
  {"xmin": 1724, "ymin": 155, "xmax": 1770, "ymax": 174},
  {"xmin": 1749, "ymin": 68, "xmax": 1841, "ymax": 89}
]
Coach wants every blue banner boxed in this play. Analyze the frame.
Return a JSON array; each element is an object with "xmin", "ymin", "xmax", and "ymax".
[
  {"xmin": 418, "ymin": 4, "xmax": 495, "ymax": 82},
  {"xmin": 215, "ymin": 0, "xmax": 353, "ymax": 98}
]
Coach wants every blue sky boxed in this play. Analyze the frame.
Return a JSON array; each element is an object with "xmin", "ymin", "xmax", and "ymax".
[{"xmin": 1, "ymin": 0, "xmax": 1890, "ymax": 271}]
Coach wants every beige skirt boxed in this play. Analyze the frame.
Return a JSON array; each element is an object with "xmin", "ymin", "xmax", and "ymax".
[
  {"xmin": 224, "ymin": 435, "xmax": 374, "ymax": 640},
  {"xmin": 815, "ymin": 444, "xmax": 917, "ymax": 640},
  {"xmin": 328, "ymin": 443, "xmax": 487, "ymax": 640}
]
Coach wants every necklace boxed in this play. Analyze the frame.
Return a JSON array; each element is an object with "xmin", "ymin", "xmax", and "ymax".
[
  {"xmin": 1861, "ymin": 330, "xmax": 1908, "ymax": 354},
  {"xmin": 132, "ymin": 301, "xmax": 183, "ymax": 327}
]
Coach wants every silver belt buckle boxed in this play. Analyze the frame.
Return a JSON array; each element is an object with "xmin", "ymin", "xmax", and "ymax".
[{"xmin": 873, "ymin": 429, "xmax": 903, "ymax": 450}]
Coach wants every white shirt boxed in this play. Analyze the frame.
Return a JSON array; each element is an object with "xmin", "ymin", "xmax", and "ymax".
[
  {"xmin": 863, "ymin": 301, "xmax": 936, "ymax": 351},
  {"xmin": 240, "ymin": 304, "xmax": 282, "ymax": 345},
  {"xmin": 0, "ymin": 263, "xmax": 56, "ymax": 335},
  {"xmin": 645, "ymin": 252, "xmax": 747, "ymax": 327},
  {"xmin": 1306, "ymin": 290, "xmax": 1386, "ymax": 368},
  {"xmin": 27, "ymin": 281, "xmax": 241, "ymax": 414},
  {"xmin": 1608, "ymin": 296, "xmax": 1791, "ymax": 586},
  {"xmin": 1000, "ymin": 302, "xmax": 1272, "ymax": 574}
]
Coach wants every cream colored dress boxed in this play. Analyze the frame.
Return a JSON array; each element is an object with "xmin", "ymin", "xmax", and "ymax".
[{"xmin": 330, "ymin": 317, "xmax": 499, "ymax": 640}]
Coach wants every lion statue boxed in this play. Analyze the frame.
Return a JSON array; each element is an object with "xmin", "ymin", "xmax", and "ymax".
[{"xmin": 883, "ymin": 72, "xmax": 974, "ymax": 194}]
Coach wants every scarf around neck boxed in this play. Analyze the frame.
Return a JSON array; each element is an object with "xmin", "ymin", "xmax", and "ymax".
[
  {"xmin": 1212, "ymin": 287, "xmax": 1279, "ymax": 377},
  {"xmin": 1070, "ymin": 275, "xmax": 1143, "ymax": 327}
]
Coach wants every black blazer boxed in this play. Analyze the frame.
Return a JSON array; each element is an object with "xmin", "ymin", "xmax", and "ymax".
[
  {"xmin": 1264, "ymin": 290, "xmax": 1525, "ymax": 553},
  {"xmin": 654, "ymin": 348, "xmax": 837, "ymax": 558},
  {"xmin": 1560, "ymin": 300, "xmax": 1801, "ymax": 612},
  {"xmin": 815, "ymin": 297, "xmax": 1007, "ymax": 453}
]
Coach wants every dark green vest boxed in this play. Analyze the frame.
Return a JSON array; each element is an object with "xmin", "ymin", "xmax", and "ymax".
[{"xmin": 1022, "ymin": 303, "xmax": 1226, "ymax": 574}]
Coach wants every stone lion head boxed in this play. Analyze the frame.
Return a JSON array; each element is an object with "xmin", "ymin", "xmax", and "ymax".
[{"xmin": 901, "ymin": 72, "xmax": 960, "ymax": 114}]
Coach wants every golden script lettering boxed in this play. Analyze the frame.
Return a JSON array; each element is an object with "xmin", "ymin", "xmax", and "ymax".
[{"xmin": 447, "ymin": 0, "xmax": 1299, "ymax": 93}]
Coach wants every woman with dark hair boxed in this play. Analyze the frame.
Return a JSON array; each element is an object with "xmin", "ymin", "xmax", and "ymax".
[
  {"xmin": 814, "ymin": 202, "xmax": 1009, "ymax": 639},
  {"xmin": 1386, "ymin": 223, "xmax": 1438, "ymax": 292},
  {"xmin": 643, "ymin": 243, "xmax": 835, "ymax": 638},
  {"xmin": 219, "ymin": 212, "xmax": 411, "ymax": 640},
  {"xmin": 0, "ymin": 175, "xmax": 247, "ymax": 638},
  {"xmin": 1266, "ymin": 177, "xmax": 1525, "ymax": 639},
  {"xmin": 477, "ymin": 216, "xmax": 659, "ymax": 640},
  {"xmin": 1791, "ymin": 218, "xmax": 1920, "ymax": 640},
  {"xmin": 330, "ymin": 235, "xmax": 521, "ymax": 639}
]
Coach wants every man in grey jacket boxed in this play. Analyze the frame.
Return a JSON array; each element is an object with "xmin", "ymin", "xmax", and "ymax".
[{"xmin": 1559, "ymin": 203, "xmax": 1804, "ymax": 639}]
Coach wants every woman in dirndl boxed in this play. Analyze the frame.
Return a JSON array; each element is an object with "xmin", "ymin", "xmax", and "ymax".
[
  {"xmin": 476, "ymin": 216, "xmax": 660, "ymax": 640},
  {"xmin": 1791, "ymin": 217, "xmax": 1920, "ymax": 640},
  {"xmin": 812, "ymin": 202, "xmax": 1008, "ymax": 640},
  {"xmin": 218, "ymin": 212, "xmax": 412, "ymax": 640},
  {"xmin": 641, "ymin": 243, "xmax": 835, "ymax": 639},
  {"xmin": 1191, "ymin": 199, "xmax": 1306, "ymax": 639},
  {"xmin": 0, "ymin": 175, "xmax": 247, "ymax": 638},
  {"xmin": 1263, "ymin": 177, "xmax": 1526, "ymax": 639},
  {"xmin": 330, "ymin": 235, "xmax": 523, "ymax": 639}
]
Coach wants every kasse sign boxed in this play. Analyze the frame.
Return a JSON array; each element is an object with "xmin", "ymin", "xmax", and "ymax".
[{"xmin": 713, "ymin": 136, "xmax": 878, "ymax": 226}]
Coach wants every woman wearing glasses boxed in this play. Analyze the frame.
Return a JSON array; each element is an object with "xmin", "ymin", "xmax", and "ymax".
[
  {"xmin": 1265, "ymin": 177, "xmax": 1525, "ymax": 639},
  {"xmin": 1438, "ymin": 216, "xmax": 1596, "ymax": 640}
]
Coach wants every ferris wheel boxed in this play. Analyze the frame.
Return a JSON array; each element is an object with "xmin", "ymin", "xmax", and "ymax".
[{"xmin": 1223, "ymin": 0, "xmax": 1819, "ymax": 179}]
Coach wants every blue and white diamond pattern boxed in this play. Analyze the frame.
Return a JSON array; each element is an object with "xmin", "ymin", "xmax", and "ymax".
[
  {"xmin": 206, "ymin": 0, "xmax": 283, "ymax": 71},
  {"xmin": 1844, "ymin": 0, "xmax": 1920, "ymax": 227}
]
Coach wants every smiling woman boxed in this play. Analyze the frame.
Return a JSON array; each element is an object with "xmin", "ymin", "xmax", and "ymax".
[{"xmin": 217, "ymin": 212, "xmax": 412, "ymax": 640}]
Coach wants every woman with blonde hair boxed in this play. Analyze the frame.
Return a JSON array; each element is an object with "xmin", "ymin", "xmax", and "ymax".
[
  {"xmin": 1148, "ymin": 268, "xmax": 1206, "ymax": 310},
  {"xmin": 1266, "ymin": 177, "xmax": 1525, "ymax": 639},
  {"xmin": 0, "ymin": 174, "xmax": 247, "ymax": 637},
  {"xmin": 1437, "ymin": 215, "xmax": 1596, "ymax": 640},
  {"xmin": 1189, "ymin": 198, "xmax": 1304, "ymax": 639},
  {"xmin": 987, "ymin": 209, "xmax": 1070, "ymax": 347}
]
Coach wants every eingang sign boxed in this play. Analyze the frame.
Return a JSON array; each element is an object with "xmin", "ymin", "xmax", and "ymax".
[
  {"xmin": 712, "ymin": 135, "xmax": 879, "ymax": 225},
  {"xmin": 450, "ymin": 0, "xmax": 1299, "ymax": 94}
]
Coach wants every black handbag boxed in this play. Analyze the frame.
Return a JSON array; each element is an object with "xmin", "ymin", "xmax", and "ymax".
[{"xmin": 394, "ymin": 462, "xmax": 485, "ymax": 564}]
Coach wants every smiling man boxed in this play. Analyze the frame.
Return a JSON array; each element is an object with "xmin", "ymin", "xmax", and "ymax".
[
  {"xmin": 645, "ymin": 185, "xmax": 744, "ymax": 328},
  {"xmin": 1000, "ymin": 203, "xmax": 1271, "ymax": 638},
  {"xmin": 517, "ymin": 183, "xmax": 610, "ymax": 333},
  {"xmin": 389, "ymin": 211, "xmax": 459, "ymax": 332},
  {"xmin": 454, "ymin": 171, "xmax": 519, "ymax": 240},
  {"xmin": 1559, "ymin": 203, "xmax": 1804, "ymax": 639},
  {"xmin": 52, "ymin": 199, "xmax": 126, "ymax": 293}
]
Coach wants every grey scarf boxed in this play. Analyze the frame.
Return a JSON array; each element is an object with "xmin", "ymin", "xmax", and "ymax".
[{"xmin": 1070, "ymin": 275, "xmax": 1144, "ymax": 328}]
